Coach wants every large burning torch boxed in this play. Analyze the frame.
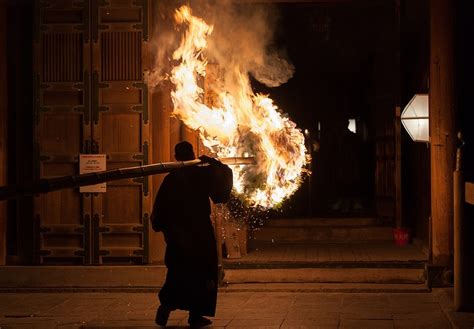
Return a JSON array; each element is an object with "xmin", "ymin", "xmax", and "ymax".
[
  {"xmin": 0, "ymin": 157, "xmax": 255, "ymax": 201},
  {"xmin": 161, "ymin": 5, "xmax": 309, "ymax": 209}
]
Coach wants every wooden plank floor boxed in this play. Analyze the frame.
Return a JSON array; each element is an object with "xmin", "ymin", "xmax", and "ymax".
[{"xmin": 224, "ymin": 242, "xmax": 427, "ymax": 264}]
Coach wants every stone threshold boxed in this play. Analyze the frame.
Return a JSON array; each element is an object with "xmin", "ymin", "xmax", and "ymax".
[
  {"xmin": 0, "ymin": 265, "xmax": 167, "ymax": 289},
  {"xmin": 223, "ymin": 260, "xmax": 426, "ymax": 269}
]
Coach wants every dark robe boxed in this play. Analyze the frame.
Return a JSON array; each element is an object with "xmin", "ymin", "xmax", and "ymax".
[{"xmin": 150, "ymin": 161, "xmax": 232, "ymax": 316}]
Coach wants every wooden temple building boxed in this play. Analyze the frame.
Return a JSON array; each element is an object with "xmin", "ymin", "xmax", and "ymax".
[{"xmin": 0, "ymin": 0, "xmax": 473, "ymax": 310}]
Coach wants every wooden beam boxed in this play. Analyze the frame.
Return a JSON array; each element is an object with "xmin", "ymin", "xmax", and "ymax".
[
  {"xmin": 429, "ymin": 0, "xmax": 456, "ymax": 266},
  {"xmin": 0, "ymin": 2, "xmax": 7, "ymax": 265}
]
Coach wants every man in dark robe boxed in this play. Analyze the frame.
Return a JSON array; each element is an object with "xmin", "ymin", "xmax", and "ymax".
[{"xmin": 151, "ymin": 141, "xmax": 233, "ymax": 328}]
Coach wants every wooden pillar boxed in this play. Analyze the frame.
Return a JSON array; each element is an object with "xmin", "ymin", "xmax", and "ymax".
[
  {"xmin": 0, "ymin": 1, "xmax": 7, "ymax": 265},
  {"xmin": 150, "ymin": 85, "xmax": 172, "ymax": 263},
  {"xmin": 429, "ymin": 0, "xmax": 455, "ymax": 265}
]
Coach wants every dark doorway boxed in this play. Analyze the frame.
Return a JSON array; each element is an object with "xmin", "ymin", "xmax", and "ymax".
[{"xmin": 252, "ymin": 3, "xmax": 397, "ymax": 219}]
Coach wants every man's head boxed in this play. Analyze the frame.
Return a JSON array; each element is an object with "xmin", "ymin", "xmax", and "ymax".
[{"xmin": 174, "ymin": 141, "xmax": 195, "ymax": 161}]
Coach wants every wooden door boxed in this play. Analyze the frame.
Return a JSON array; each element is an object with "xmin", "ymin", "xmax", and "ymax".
[
  {"xmin": 90, "ymin": 0, "xmax": 150, "ymax": 264},
  {"xmin": 33, "ymin": 0, "xmax": 151, "ymax": 264},
  {"xmin": 33, "ymin": 0, "xmax": 92, "ymax": 264},
  {"xmin": 372, "ymin": 3, "xmax": 399, "ymax": 226},
  {"xmin": 374, "ymin": 103, "xmax": 397, "ymax": 225}
]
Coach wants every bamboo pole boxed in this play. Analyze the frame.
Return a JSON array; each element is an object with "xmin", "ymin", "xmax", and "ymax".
[{"xmin": 0, "ymin": 157, "xmax": 255, "ymax": 201}]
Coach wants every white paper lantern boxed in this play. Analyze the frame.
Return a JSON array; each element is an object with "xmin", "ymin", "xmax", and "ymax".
[{"xmin": 401, "ymin": 94, "xmax": 429, "ymax": 142}]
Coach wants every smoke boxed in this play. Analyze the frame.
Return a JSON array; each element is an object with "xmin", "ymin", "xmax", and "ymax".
[
  {"xmin": 146, "ymin": 0, "xmax": 294, "ymax": 89},
  {"xmin": 249, "ymin": 51, "xmax": 295, "ymax": 87},
  {"xmin": 199, "ymin": 0, "xmax": 294, "ymax": 88},
  {"xmin": 144, "ymin": 2, "xmax": 178, "ymax": 88}
]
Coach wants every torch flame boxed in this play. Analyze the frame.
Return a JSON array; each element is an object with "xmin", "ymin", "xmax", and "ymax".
[{"xmin": 170, "ymin": 5, "xmax": 308, "ymax": 208}]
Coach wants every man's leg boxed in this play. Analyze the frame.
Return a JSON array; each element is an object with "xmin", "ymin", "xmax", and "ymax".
[
  {"xmin": 155, "ymin": 304, "xmax": 174, "ymax": 327},
  {"xmin": 187, "ymin": 313, "xmax": 213, "ymax": 328}
]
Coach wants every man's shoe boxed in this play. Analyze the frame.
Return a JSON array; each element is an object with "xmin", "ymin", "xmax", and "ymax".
[
  {"xmin": 188, "ymin": 315, "xmax": 212, "ymax": 328},
  {"xmin": 155, "ymin": 305, "xmax": 171, "ymax": 327}
]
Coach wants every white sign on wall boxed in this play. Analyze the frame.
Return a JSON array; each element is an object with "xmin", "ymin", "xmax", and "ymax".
[{"xmin": 79, "ymin": 154, "xmax": 107, "ymax": 193}]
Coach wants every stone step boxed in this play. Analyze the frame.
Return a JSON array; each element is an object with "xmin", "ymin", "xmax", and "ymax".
[
  {"xmin": 227, "ymin": 242, "xmax": 427, "ymax": 263},
  {"xmin": 0, "ymin": 266, "xmax": 167, "ymax": 289},
  {"xmin": 223, "ymin": 267, "xmax": 425, "ymax": 284},
  {"xmin": 0, "ymin": 262, "xmax": 426, "ymax": 291},
  {"xmin": 223, "ymin": 260, "xmax": 426, "ymax": 269},
  {"xmin": 252, "ymin": 225, "xmax": 394, "ymax": 243},
  {"xmin": 221, "ymin": 282, "xmax": 430, "ymax": 293},
  {"xmin": 265, "ymin": 217, "xmax": 378, "ymax": 227}
]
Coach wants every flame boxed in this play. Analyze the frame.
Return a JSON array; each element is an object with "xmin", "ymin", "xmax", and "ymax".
[{"xmin": 170, "ymin": 5, "xmax": 308, "ymax": 208}]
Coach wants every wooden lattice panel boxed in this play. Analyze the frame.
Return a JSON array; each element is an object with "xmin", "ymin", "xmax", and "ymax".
[
  {"xmin": 42, "ymin": 33, "xmax": 83, "ymax": 82},
  {"xmin": 100, "ymin": 31, "xmax": 142, "ymax": 81}
]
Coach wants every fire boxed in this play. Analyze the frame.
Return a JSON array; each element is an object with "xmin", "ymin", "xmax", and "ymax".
[{"xmin": 170, "ymin": 5, "xmax": 308, "ymax": 208}]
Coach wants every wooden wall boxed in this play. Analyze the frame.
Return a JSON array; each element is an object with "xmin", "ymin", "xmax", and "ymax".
[{"xmin": 0, "ymin": 1, "xmax": 7, "ymax": 265}]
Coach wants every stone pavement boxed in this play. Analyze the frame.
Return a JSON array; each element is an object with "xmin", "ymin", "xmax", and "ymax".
[{"xmin": 0, "ymin": 288, "xmax": 473, "ymax": 329}]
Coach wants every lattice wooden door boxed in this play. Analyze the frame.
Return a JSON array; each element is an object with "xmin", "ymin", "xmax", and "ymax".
[
  {"xmin": 90, "ymin": 0, "xmax": 150, "ymax": 264},
  {"xmin": 33, "ymin": 0, "xmax": 150, "ymax": 264}
]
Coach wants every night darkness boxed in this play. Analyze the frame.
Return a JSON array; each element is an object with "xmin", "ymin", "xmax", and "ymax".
[{"xmin": 251, "ymin": 3, "xmax": 391, "ymax": 217}]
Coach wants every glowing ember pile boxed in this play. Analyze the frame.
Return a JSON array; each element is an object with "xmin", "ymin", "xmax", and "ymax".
[{"xmin": 170, "ymin": 5, "xmax": 308, "ymax": 208}]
